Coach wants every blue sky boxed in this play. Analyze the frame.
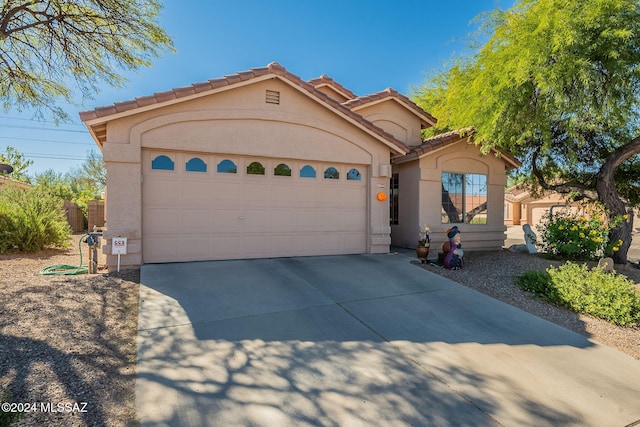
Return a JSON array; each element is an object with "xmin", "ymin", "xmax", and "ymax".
[{"xmin": 1, "ymin": 0, "xmax": 509, "ymax": 177}]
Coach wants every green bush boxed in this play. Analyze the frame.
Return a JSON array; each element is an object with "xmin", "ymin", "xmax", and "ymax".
[
  {"xmin": 0, "ymin": 388, "xmax": 24, "ymax": 426},
  {"xmin": 536, "ymin": 205, "xmax": 626, "ymax": 260},
  {"xmin": 516, "ymin": 262, "xmax": 640, "ymax": 326},
  {"xmin": 0, "ymin": 186, "xmax": 70, "ymax": 253},
  {"xmin": 515, "ymin": 270, "xmax": 555, "ymax": 299}
]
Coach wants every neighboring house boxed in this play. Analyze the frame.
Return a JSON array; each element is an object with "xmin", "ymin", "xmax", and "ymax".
[
  {"xmin": 0, "ymin": 176, "xmax": 31, "ymax": 190},
  {"xmin": 505, "ymin": 185, "xmax": 640, "ymax": 235},
  {"xmin": 505, "ymin": 186, "xmax": 574, "ymax": 228},
  {"xmin": 80, "ymin": 63, "xmax": 519, "ymax": 270}
]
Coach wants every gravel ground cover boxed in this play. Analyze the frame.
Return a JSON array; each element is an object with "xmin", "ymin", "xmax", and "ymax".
[
  {"xmin": 0, "ymin": 235, "xmax": 139, "ymax": 427},
  {"xmin": 1, "ymin": 236, "xmax": 639, "ymax": 426},
  {"xmin": 416, "ymin": 249, "xmax": 640, "ymax": 360}
]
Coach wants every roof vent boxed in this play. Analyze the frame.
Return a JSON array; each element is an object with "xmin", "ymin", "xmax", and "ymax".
[{"xmin": 266, "ymin": 90, "xmax": 280, "ymax": 105}]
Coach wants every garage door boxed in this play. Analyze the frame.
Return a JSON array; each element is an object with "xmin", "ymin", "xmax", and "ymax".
[{"xmin": 142, "ymin": 151, "xmax": 368, "ymax": 263}]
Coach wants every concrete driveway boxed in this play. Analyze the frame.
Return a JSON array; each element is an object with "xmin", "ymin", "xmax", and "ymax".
[{"xmin": 137, "ymin": 254, "xmax": 640, "ymax": 426}]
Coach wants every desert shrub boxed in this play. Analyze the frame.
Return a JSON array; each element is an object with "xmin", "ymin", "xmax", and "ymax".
[
  {"xmin": 516, "ymin": 262, "xmax": 640, "ymax": 326},
  {"xmin": 548, "ymin": 262, "xmax": 640, "ymax": 326},
  {"xmin": 0, "ymin": 186, "xmax": 70, "ymax": 253},
  {"xmin": 0, "ymin": 388, "xmax": 25, "ymax": 426},
  {"xmin": 536, "ymin": 205, "xmax": 626, "ymax": 260},
  {"xmin": 514, "ymin": 270, "xmax": 555, "ymax": 299}
]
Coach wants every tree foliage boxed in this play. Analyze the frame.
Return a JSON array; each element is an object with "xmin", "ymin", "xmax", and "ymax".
[
  {"xmin": 0, "ymin": 144, "xmax": 32, "ymax": 181},
  {"xmin": 34, "ymin": 163, "xmax": 102, "ymax": 214},
  {"xmin": 414, "ymin": 0, "xmax": 640, "ymax": 263},
  {"xmin": 74, "ymin": 149, "xmax": 106, "ymax": 188},
  {"xmin": 0, "ymin": 0, "xmax": 174, "ymax": 121}
]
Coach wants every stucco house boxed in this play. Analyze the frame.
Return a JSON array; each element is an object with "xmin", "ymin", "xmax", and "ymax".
[
  {"xmin": 0, "ymin": 176, "xmax": 32, "ymax": 190},
  {"xmin": 80, "ymin": 63, "xmax": 519, "ymax": 270},
  {"xmin": 504, "ymin": 185, "xmax": 572, "ymax": 228}
]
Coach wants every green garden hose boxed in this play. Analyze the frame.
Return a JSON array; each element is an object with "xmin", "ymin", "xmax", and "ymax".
[{"xmin": 39, "ymin": 234, "xmax": 89, "ymax": 275}]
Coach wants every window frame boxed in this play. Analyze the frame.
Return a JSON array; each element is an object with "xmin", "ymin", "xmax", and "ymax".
[
  {"xmin": 324, "ymin": 166, "xmax": 340, "ymax": 180},
  {"xmin": 300, "ymin": 165, "xmax": 316, "ymax": 178},
  {"xmin": 246, "ymin": 161, "xmax": 266, "ymax": 176},
  {"xmin": 217, "ymin": 159, "xmax": 238, "ymax": 174},
  {"xmin": 151, "ymin": 155, "xmax": 175, "ymax": 171},
  {"xmin": 441, "ymin": 171, "xmax": 488, "ymax": 224},
  {"xmin": 186, "ymin": 157, "xmax": 207, "ymax": 173}
]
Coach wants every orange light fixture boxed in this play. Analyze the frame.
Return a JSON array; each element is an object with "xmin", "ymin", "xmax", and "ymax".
[{"xmin": 377, "ymin": 192, "xmax": 387, "ymax": 202}]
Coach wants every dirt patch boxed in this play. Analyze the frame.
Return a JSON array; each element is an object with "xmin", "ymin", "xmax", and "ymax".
[{"xmin": 0, "ymin": 235, "xmax": 139, "ymax": 426}]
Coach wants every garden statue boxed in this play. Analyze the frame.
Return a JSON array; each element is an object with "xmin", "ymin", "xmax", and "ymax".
[
  {"xmin": 416, "ymin": 225, "xmax": 431, "ymax": 263},
  {"xmin": 523, "ymin": 224, "xmax": 538, "ymax": 254},
  {"xmin": 444, "ymin": 226, "xmax": 463, "ymax": 270},
  {"xmin": 598, "ymin": 257, "xmax": 615, "ymax": 273}
]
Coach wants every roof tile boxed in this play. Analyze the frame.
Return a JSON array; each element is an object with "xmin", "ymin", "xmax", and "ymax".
[
  {"xmin": 114, "ymin": 100, "xmax": 138, "ymax": 112},
  {"xmin": 410, "ymin": 128, "xmax": 521, "ymax": 168},
  {"xmin": 192, "ymin": 82, "xmax": 213, "ymax": 93},
  {"xmin": 135, "ymin": 95, "xmax": 158, "ymax": 107},
  {"xmin": 153, "ymin": 90, "xmax": 176, "ymax": 104},
  {"xmin": 173, "ymin": 86, "xmax": 197, "ymax": 97},
  {"xmin": 78, "ymin": 62, "xmax": 410, "ymax": 154},
  {"xmin": 344, "ymin": 88, "xmax": 436, "ymax": 125},
  {"xmin": 308, "ymin": 74, "xmax": 358, "ymax": 100}
]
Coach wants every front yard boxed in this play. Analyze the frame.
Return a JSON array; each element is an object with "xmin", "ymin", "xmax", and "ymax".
[
  {"xmin": 0, "ymin": 235, "xmax": 139, "ymax": 426},
  {"xmin": 1, "ymin": 236, "xmax": 639, "ymax": 426}
]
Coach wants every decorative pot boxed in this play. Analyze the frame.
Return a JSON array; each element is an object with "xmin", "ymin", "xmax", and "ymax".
[{"xmin": 416, "ymin": 245, "xmax": 430, "ymax": 263}]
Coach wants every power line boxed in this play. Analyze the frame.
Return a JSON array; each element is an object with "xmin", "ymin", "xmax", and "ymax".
[
  {"xmin": 0, "ymin": 136, "xmax": 94, "ymax": 146},
  {"xmin": 0, "ymin": 123, "xmax": 89, "ymax": 133},
  {"xmin": 1, "ymin": 150, "xmax": 89, "ymax": 161},
  {"xmin": 0, "ymin": 115, "xmax": 85, "ymax": 127},
  {"xmin": 24, "ymin": 154, "xmax": 87, "ymax": 161}
]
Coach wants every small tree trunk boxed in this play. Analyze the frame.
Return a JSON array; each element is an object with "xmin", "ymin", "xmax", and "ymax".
[
  {"xmin": 607, "ymin": 210, "xmax": 633, "ymax": 264},
  {"xmin": 596, "ymin": 136, "xmax": 640, "ymax": 264}
]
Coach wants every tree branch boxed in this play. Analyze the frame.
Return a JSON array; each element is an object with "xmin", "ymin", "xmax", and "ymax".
[
  {"xmin": 596, "ymin": 135, "xmax": 640, "ymax": 210},
  {"xmin": 531, "ymin": 146, "xmax": 599, "ymax": 200}
]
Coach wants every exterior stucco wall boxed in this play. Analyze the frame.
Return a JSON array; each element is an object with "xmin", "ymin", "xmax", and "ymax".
[
  {"xmin": 100, "ymin": 78, "xmax": 396, "ymax": 268},
  {"xmin": 392, "ymin": 140, "xmax": 509, "ymax": 251},
  {"xmin": 354, "ymin": 101, "xmax": 424, "ymax": 147}
]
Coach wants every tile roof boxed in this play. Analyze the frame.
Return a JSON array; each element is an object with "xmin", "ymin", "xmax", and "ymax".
[
  {"xmin": 342, "ymin": 88, "xmax": 437, "ymax": 127},
  {"xmin": 79, "ymin": 62, "xmax": 409, "ymax": 155},
  {"xmin": 404, "ymin": 128, "xmax": 521, "ymax": 169},
  {"xmin": 307, "ymin": 74, "xmax": 357, "ymax": 100},
  {"xmin": 412, "ymin": 128, "xmax": 474, "ymax": 157}
]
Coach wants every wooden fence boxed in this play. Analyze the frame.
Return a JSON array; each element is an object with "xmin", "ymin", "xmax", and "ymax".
[
  {"xmin": 88, "ymin": 200, "xmax": 105, "ymax": 231},
  {"xmin": 63, "ymin": 201, "xmax": 85, "ymax": 232},
  {"xmin": 63, "ymin": 200, "xmax": 105, "ymax": 232}
]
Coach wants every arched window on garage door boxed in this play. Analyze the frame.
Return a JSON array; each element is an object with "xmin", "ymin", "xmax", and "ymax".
[
  {"xmin": 347, "ymin": 168, "xmax": 361, "ymax": 181},
  {"xmin": 151, "ymin": 155, "xmax": 174, "ymax": 170},
  {"xmin": 186, "ymin": 157, "xmax": 207, "ymax": 172},
  {"xmin": 300, "ymin": 165, "xmax": 316, "ymax": 178},
  {"xmin": 324, "ymin": 167, "xmax": 339, "ymax": 179},
  {"xmin": 217, "ymin": 159, "xmax": 237, "ymax": 173},
  {"xmin": 274, "ymin": 163, "xmax": 291, "ymax": 176},
  {"xmin": 247, "ymin": 161, "xmax": 265, "ymax": 175}
]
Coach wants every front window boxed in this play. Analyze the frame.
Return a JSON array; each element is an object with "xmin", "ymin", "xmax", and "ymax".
[{"xmin": 441, "ymin": 172, "xmax": 487, "ymax": 224}]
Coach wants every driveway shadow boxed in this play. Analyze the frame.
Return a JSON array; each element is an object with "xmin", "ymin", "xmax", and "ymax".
[{"xmin": 136, "ymin": 255, "xmax": 640, "ymax": 426}]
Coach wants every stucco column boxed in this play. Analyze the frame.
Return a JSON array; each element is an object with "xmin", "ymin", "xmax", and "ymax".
[
  {"xmin": 513, "ymin": 201, "xmax": 522, "ymax": 225},
  {"xmin": 370, "ymin": 168, "xmax": 392, "ymax": 253},
  {"xmin": 101, "ymin": 151, "xmax": 143, "ymax": 270}
]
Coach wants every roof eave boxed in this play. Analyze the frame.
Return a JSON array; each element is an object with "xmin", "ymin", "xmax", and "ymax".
[
  {"xmin": 80, "ymin": 64, "xmax": 408, "ymax": 155},
  {"xmin": 347, "ymin": 92, "xmax": 437, "ymax": 127}
]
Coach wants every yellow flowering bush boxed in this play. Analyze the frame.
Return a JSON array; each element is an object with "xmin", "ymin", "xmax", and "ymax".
[{"xmin": 536, "ymin": 206, "xmax": 625, "ymax": 260}]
